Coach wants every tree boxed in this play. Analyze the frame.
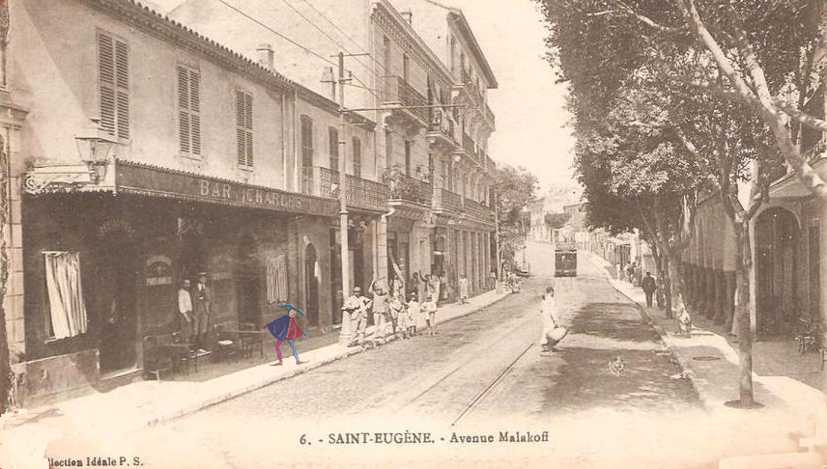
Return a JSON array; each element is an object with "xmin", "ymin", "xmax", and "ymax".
[
  {"xmin": 535, "ymin": 0, "xmax": 816, "ymax": 407},
  {"xmin": 544, "ymin": 212, "xmax": 571, "ymax": 230},
  {"xmin": 494, "ymin": 165, "xmax": 539, "ymax": 270}
]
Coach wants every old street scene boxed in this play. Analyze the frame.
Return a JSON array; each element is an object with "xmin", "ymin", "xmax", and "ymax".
[{"xmin": 0, "ymin": 1, "xmax": 826, "ymax": 468}]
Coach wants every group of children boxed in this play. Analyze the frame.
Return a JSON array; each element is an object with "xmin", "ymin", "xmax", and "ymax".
[{"xmin": 398, "ymin": 292, "xmax": 439, "ymax": 338}]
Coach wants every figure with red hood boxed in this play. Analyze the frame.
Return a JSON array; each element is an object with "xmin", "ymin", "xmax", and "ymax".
[{"xmin": 266, "ymin": 301, "xmax": 307, "ymax": 366}]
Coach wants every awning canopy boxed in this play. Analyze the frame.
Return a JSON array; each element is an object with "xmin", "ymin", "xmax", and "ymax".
[{"xmin": 24, "ymin": 159, "xmax": 340, "ymax": 218}]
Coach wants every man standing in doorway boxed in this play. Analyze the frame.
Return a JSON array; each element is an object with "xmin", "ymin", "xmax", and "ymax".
[
  {"xmin": 178, "ymin": 279, "xmax": 193, "ymax": 344},
  {"xmin": 642, "ymin": 271, "xmax": 657, "ymax": 308},
  {"xmin": 193, "ymin": 272, "xmax": 211, "ymax": 350}
]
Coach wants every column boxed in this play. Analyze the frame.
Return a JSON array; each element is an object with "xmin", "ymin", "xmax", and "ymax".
[{"xmin": 4, "ymin": 126, "xmax": 25, "ymax": 361}]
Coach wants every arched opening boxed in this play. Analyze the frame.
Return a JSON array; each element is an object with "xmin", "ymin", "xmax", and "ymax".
[
  {"xmin": 305, "ymin": 243, "xmax": 320, "ymax": 326},
  {"xmin": 755, "ymin": 207, "xmax": 800, "ymax": 337},
  {"xmin": 236, "ymin": 233, "xmax": 261, "ymax": 327}
]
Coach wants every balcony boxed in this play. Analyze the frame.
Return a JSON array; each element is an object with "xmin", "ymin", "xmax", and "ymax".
[
  {"xmin": 464, "ymin": 197, "xmax": 495, "ymax": 224},
  {"xmin": 433, "ymin": 187, "xmax": 463, "ymax": 213},
  {"xmin": 301, "ymin": 166, "xmax": 389, "ymax": 212},
  {"xmin": 383, "ymin": 75, "xmax": 428, "ymax": 128},
  {"xmin": 462, "ymin": 133, "xmax": 479, "ymax": 162},
  {"xmin": 426, "ymin": 109, "xmax": 457, "ymax": 153},
  {"xmin": 384, "ymin": 170, "xmax": 432, "ymax": 207}
]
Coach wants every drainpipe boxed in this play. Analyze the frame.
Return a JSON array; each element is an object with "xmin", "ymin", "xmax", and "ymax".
[{"xmin": 380, "ymin": 204, "xmax": 395, "ymax": 292}]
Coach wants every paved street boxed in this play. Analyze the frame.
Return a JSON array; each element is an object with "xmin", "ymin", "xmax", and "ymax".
[{"xmin": 110, "ymin": 242, "xmax": 709, "ymax": 468}]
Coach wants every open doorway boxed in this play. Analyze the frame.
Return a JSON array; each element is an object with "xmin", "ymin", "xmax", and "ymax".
[{"xmin": 236, "ymin": 233, "xmax": 261, "ymax": 327}]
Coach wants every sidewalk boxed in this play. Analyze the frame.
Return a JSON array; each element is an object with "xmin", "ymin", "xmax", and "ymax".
[
  {"xmin": 587, "ymin": 251, "xmax": 827, "ymax": 467},
  {"xmin": 0, "ymin": 288, "xmax": 510, "ymax": 468}
]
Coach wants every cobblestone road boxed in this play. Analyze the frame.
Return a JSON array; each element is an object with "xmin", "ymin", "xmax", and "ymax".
[{"xmin": 125, "ymin": 242, "xmax": 706, "ymax": 468}]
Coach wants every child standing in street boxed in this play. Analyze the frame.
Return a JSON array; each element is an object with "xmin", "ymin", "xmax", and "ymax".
[
  {"xmin": 406, "ymin": 293, "xmax": 420, "ymax": 337},
  {"xmin": 422, "ymin": 295, "xmax": 438, "ymax": 336},
  {"xmin": 388, "ymin": 292, "xmax": 404, "ymax": 339}
]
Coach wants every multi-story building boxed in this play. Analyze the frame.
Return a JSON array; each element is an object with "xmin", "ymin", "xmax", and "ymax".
[
  {"xmin": 0, "ymin": 0, "xmax": 500, "ymax": 404},
  {"xmin": 3, "ymin": 0, "xmax": 387, "ymax": 404},
  {"xmin": 170, "ymin": 0, "xmax": 499, "ymax": 301}
]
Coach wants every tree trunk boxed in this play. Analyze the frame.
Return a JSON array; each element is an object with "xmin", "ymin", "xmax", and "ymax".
[
  {"xmin": 664, "ymin": 248, "xmax": 690, "ymax": 320},
  {"xmin": 0, "ymin": 137, "xmax": 9, "ymax": 415},
  {"xmin": 733, "ymin": 220, "xmax": 755, "ymax": 407}
]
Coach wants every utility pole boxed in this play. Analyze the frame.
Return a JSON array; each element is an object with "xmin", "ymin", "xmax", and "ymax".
[{"xmin": 336, "ymin": 52, "xmax": 351, "ymax": 298}]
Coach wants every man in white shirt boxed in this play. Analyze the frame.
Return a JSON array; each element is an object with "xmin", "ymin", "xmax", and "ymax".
[
  {"xmin": 540, "ymin": 286, "xmax": 558, "ymax": 353},
  {"xmin": 178, "ymin": 279, "xmax": 193, "ymax": 342}
]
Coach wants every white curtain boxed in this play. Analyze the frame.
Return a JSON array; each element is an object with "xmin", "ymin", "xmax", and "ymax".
[{"xmin": 44, "ymin": 252, "xmax": 88, "ymax": 339}]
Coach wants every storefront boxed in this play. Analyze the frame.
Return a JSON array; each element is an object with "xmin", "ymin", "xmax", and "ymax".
[{"xmin": 19, "ymin": 160, "xmax": 338, "ymax": 401}]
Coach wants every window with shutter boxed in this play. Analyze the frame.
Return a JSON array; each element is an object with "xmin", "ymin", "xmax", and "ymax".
[
  {"xmin": 98, "ymin": 32, "xmax": 129, "ymax": 140},
  {"xmin": 300, "ymin": 115, "xmax": 314, "ymax": 193},
  {"xmin": 328, "ymin": 127, "xmax": 339, "ymax": 172},
  {"xmin": 236, "ymin": 90, "xmax": 254, "ymax": 167},
  {"xmin": 352, "ymin": 137, "xmax": 361, "ymax": 178},
  {"xmin": 177, "ymin": 65, "xmax": 201, "ymax": 156}
]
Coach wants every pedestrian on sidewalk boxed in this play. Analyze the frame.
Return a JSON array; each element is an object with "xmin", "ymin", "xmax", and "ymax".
[
  {"xmin": 389, "ymin": 292, "xmax": 404, "ymax": 339},
  {"xmin": 422, "ymin": 295, "xmax": 438, "ymax": 336},
  {"xmin": 177, "ymin": 279, "xmax": 193, "ymax": 344},
  {"xmin": 266, "ymin": 302, "xmax": 307, "ymax": 366},
  {"xmin": 458, "ymin": 274, "xmax": 469, "ymax": 304},
  {"xmin": 407, "ymin": 292, "xmax": 421, "ymax": 337},
  {"xmin": 369, "ymin": 281, "xmax": 389, "ymax": 344},
  {"xmin": 428, "ymin": 273, "xmax": 441, "ymax": 305},
  {"xmin": 642, "ymin": 272, "xmax": 657, "ymax": 308},
  {"xmin": 539, "ymin": 286, "xmax": 560, "ymax": 353},
  {"xmin": 193, "ymin": 273, "xmax": 211, "ymax": 350}
]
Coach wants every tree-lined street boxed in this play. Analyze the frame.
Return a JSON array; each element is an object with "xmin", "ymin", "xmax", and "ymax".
[{"xmin": 106, "ymin": 242, "xmax": 709, "ymax": 468}]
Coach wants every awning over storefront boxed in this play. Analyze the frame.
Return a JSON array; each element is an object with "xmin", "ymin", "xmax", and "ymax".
[{"xmin": 25, "ymin": 159, "xmax": 340, "ymax": 218}]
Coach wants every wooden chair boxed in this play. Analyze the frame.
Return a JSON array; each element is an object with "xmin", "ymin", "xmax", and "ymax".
[
  {"xmin": 142, "ymin": 335, "xmax": 174, "ymax": 380},
  {"xmin": 213, "ymin": 324, "xmax": 239, "ymax": 362},
  {"xmin": 238, "ymin": 322, "xmax": 265, "ymax": 358}
]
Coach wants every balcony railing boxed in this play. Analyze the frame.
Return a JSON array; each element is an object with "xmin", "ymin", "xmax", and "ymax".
[
  {"xmin": 347, "ymin": 173, "xmax": 389, "ymax": 212},
  {"xmin": 383, "ymin": 75, "xmax": 428, "ymax": 125},
  {"xmin": 428, "ymin": 108, "xmax": 456, "ymax": 142},
  {"xmin": 385, "ymin": 171, "xmax": 432, "ymax": 207},
  {"xmin": 462, "ymin": 133, "xmax": 478, "ymax": 161},
  {"xmin": 301, "ymin": 166, "xmax": 389, "ymax": 212},
  {"xmin": 434, "ymin": 188, "xmax": 463, "ymax": 213},
  {"xmin": 464, "ymin": 197, "xmax": 495, "ymax": 223}
]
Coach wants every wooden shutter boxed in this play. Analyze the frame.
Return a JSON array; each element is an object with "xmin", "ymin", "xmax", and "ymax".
[
  {"xmin": 236, "ymin": 90, "xmax": 253, "ymax": 166},
  {"xmin": 329, "ymin": 127, "xmax": 339, "ymax": 171},
  {"xmin": 114, "ymin": 40, "xmax": 129, "ymax": 139},
  {"xmin": 177, "ymin": 66, "xmax": 190, "ymax": 154},
  {"xmin": 352, "ymin": 137, "xmax": 361, "ymax": 178},
  {"xmin": 189, "ymin": 69, "xmax": 201, "ymax": 155},
  {"xmin": 301, "ymin": 116, "xmax": 313, "ymax": 167},
  {"xmin": 98, "ymin": 32, "xmax": 129, "ymax": 140},
  {"xmin": 98, "ymin": 34, "xmax": 116, "ymax": 136},
  {"xmin": 178, "ymin": 66, "xmax": 201, "ymax": 156}
]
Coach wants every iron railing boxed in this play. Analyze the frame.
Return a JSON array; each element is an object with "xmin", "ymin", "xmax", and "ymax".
[{"xmin": 383, "ymin": 75, "xmax": 428, "ymax": 124}]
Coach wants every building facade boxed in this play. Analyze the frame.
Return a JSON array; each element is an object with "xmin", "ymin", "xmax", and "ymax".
[
  {"xmin": 170, "ymin": 0, "xmax": 499, "ymax": 301},
  {"xmin": 1, "ymin": 0, "xmax": 500, "ymax": 404}
]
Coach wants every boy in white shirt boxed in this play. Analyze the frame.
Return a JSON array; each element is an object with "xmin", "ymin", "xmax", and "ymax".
[
  {"xmin": 406, "ymin": 293, "xmax": 421, "ymax": 337},
  {"xmin": 422, "ymin": 295, "xmax": 438, "ymax": 336},
  {"xmin": 540, "ymin": 286, "xmax": 558, "ymax": 352}
]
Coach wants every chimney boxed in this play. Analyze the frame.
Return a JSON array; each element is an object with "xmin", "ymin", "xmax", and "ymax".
[
  {"xmin": 257, "ymin": 43, "xmax": 274, "ymax": 70},
  {"xmin": 401, "ymin": 10, "xmax": 412, "ymax": 25}
]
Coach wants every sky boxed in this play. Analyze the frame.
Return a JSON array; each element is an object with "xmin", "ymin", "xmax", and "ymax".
[
  {"xmin": 147, "ymin": 0, "xmax": 577, "ymax": 193},
  {"xmin": 444, "ymin": 0, "xmax": 578, "ymax": 192}
]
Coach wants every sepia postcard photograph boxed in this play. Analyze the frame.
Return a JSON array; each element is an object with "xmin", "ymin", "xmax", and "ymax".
[{"xmin": 0, "ymin": 0, "xmax": 826, "ymax": 468}]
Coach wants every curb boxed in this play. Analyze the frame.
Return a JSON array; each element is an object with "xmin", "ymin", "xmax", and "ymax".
[{"xmin": 141, "ymin": 291, "xmax": 512, "ymax": 428}]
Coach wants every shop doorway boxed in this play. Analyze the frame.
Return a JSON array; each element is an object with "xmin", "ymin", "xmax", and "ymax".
[
  {"xmin": 305, "ymin": 244, "xmax": 320, "ymax": 326},
  {"xmin": 98, "ymin": 235, "xmax": 139, "ymax": 374},
  {"xmin": 236, "ymin": 234, "xmax": 261, "ymax": 327}
]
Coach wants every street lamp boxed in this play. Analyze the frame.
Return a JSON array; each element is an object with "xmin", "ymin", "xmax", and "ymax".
[{"xmin": 75, "ymin": 118, "xmax": 117, "ymax": 183}]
